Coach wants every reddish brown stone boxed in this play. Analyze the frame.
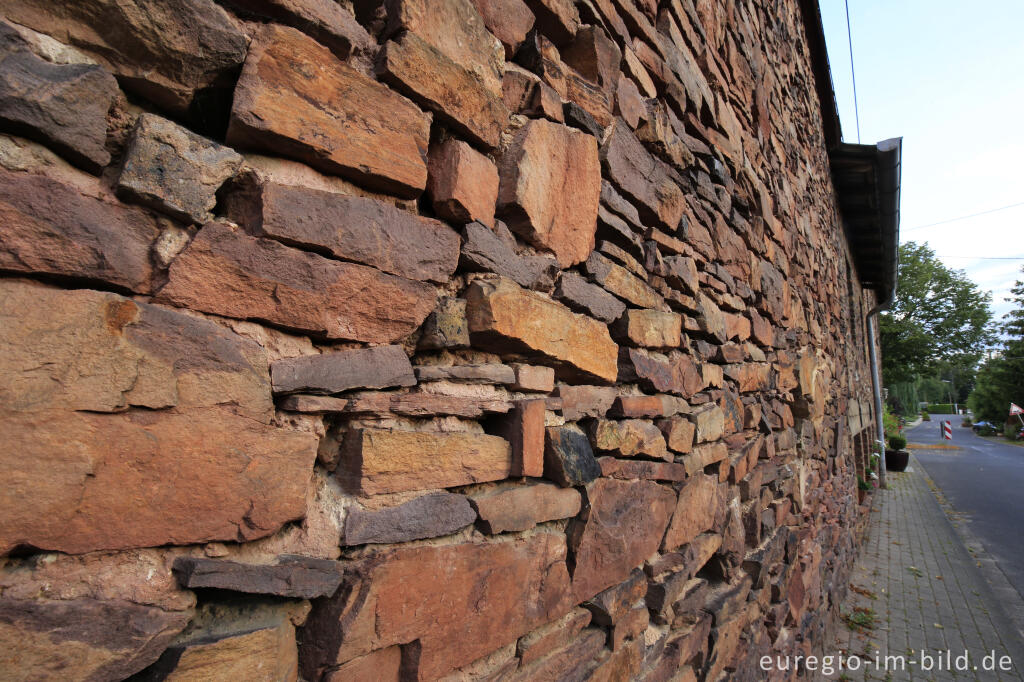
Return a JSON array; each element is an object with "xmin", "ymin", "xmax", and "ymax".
[
  {"xmin": 343, "ymin": 492, "xmax": 477, "ymax": 545},
  {"xmin": 615, "ymin": 73, "xmax": 645, "ymax": 128},
  {"xmin": 561, "ymin": 26, "xmax": 621, "ymax": 97},
  {"xmin": 610, "ymin": 606, "xmax": 648, "ymax": 650},
  {"xmin": 228, "ymin": 24, "xmax": 430, "ymax": 197},
  {"xmin": 511, "ymin": 364, "xmax": 556, "ymax": 392},
  {"xmin": 723, "ymin": 362, "xmax": 772, "ymax": 392},
  {"xmin": 4, "ymin": 0, "xmax": 247, "ymax": 114},
  {"xmin": 684, "ymin": 442, "xmax": 728, "ymax": 476},
  {"xmin": 428, "ymin": 138, "xmax": 499, "ymax": 227},
  {"xmin": 470, "ymin": 482, "xmax": 581, "ymax": 533},
  {"xmin": 586, "ymin": 252, "xmax": 664, "ymax": 309},
  {"xmin": 749, "ymin": 308, "xmax": 774, "ymax": 347},
  {"xmin": 300, "ymin": 533, "xmax": 572, "ymax": 680},
  {"xmin": 583, "ymin": 568, "xmax": 645, "ymax": 626},
  {"xmin": 469, "ymin": 0, "xmax": 536, "ymax": 58},
  {"xmin": 570, "ymin": 478, "xmax": 675, "ymax": 601},
  {"xmin": 556, "ymin": 384, "xmax": 618, "ymax": 421},
  {"xmin": 512, "ymin": 628, "xmax": 606, "ymax": 681},
  {"xmin": 658, "ymin": 417, "xmax": 695, "ymax": 453},
  {"xmin": 0, "ymin": 597, "xmax": 191, "ymax": 681},
  {"xmin": 610, "ymin": 395, "xmax": 676, "ymax": 418},
  {"xmin": 224, "ymin": 176, "xmax": 460, "ymax": 283},
  {"xmin": 523, "ymin": 0, "xmax": 580, "ymax": 44},
  {"xmin": 0, "ymin": 22, "xmax": 118, "ymax": 172},
  {"xmin": 0, "ymin": 168, "xmax": 160, "ymax": 294},
  {"xmin": 487, "ymin": 398, "xmax": 546, "ymax": 476},
  {"xmin": 589, "ymin": 419, "xmax": 669, "ymax": 460},
  {"xmin": 324, "ymin": 646, "xmax": 401, "ymax": 682},
  {"xmin": 172, "ymin": 556, "xmax": 345, "ymax": 598},
  {"xmin": 279, "ymin": 393, "xmax": 512, "ymax": 419},
  {"xmin": 692, "ymin": 404, "xmax": 725, "ymax": 443},
  {"xmin": 554, "ymin": 271, "xmax": 627, "ymax": 323},
  {"xmin": 663, "ymin": 255, "xmax": 699, "ymax": 295},
  {"xmin": 466, "ymin": 277, "xmax": 619, "ymax": 383},
  {"xmin": 601, "ymin": 120, "xmax": 685, "ymax": 231},
  {"xmin": 517, "ymin": 608, "xmax": 591, "ymax": 666},
  {"xmin": 612, "ymin": 308, "xmax": 682, "ymax": 348},
  {"xmin": 157, "ymin": 222, "xmax": 436, "ymax": 343},
  {"xmin": 271, "ymin": 346, "xmax": 415, "ymax": 395},
  {"xmin": 621, "ymin": 349, "xmax": 705, "ymax": 398},
  {"xmin": 662, "ymin": 474, "xmax": 724, "ymax": 550},
  {"xmin": 414, "ymin": 364, "xmax": 514, "ymax": 384},
  {"xmin": 461, "ymin": 220, "xmax": 559, "ymax": 291},
  {"xmin": 598, "ymin": 457, "xmax": 688, "ymax": 482},
  {"xmin": 498, "ymin": 119, "xmax": 601, "ymax": 266},
  {"xmin": 339, "ymin": 429, "xmax": 511, "ymax": 495},
  {"xmin": 544, "ymin": 426, "xmax": 602, "ymax": 486}
]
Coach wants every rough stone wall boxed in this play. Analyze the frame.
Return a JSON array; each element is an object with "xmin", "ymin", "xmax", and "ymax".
[{"xmin": 0, "ymin": 0, "xmax": 879, "ymax": 679}]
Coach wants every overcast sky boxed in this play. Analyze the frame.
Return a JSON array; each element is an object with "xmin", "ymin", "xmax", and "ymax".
[{"xmin": 820, "ymin": 0, "xmax": 1024, "ymax": 325}]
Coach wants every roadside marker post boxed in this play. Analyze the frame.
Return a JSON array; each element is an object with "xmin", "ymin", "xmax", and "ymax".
[{"xmin": 942, "ymin": 421, "xmax": 952, "ymax": 440}]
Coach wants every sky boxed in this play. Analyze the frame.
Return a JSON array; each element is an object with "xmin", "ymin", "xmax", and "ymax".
[{"xmin": 819, "ymin": 0, "xmax": 1024, "ymax": 325}]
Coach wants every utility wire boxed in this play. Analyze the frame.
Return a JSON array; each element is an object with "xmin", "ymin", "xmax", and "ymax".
[
  {"xmin": 904, "ymin": 201, "xmax": 1024, "ymax": 232},
  {"xmin": 845, "ymin": 0, "xmax": 861, "ymax": 143},
  {"xmin": 937, "ymin": 256, "xmax": 1024, "ymax": 260}
]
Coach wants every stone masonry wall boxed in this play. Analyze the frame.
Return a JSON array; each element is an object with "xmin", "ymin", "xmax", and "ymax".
[{"xmin": 0, "ymin": 0, "xmax": 878, "ymax": 679}]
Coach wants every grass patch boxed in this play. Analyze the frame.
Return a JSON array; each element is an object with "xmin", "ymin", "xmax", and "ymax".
[
  {"xmin": 843, "ymin": 606, "xmax": 877, "ymax": 632},
  {"xmin": 849, "ymin": 583, "xmax": 878, "ymax": 599}
]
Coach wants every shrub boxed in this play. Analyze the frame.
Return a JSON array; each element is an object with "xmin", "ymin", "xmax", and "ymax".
[
  {"xmin": 888, "ymin": 434, "xmax": 907, "ymax": 451},
  {"xmin": 921, "ymin": 411, "xmax": 931, "ymax": 421},
  {"xmin": 1004, "ymin": 423, "xmax": 1018, "ymax": 440},
  {"xmin": 977, "ymin": 424, "xmax": 997, "ymax": 437},
  {"xmin": 961, "ymin": 417, "xmax": 973, "ymax": 427},
  {"xmin": 927, "ymin": 403, "xmax": 954, "ymax": 414}
]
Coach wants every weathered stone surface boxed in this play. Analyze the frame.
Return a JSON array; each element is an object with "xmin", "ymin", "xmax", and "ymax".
[
  {"xmin": 144, "ymin": 620, "xmax": 299, "ymax": 682},
  {"xmin": 339, "ymin": 429, "xmax": 511, "ymax": 494},
  {"xmin": 586, "ymin": 252, "xmax": 663, "ymax": 309},
  {"xmin": 4, "ymin": 0, "xmax": 247, "ymax": 114},
  {"xmin": 692, "ymin": 404, "xmax": 725, "ymax": 443},
  {"xmin": 621, "ymin": 348, "xmax": 704, "ymax": 397},
  {"xmin": 511, "ymin": 364, "xmax": 556, "ymax": 392},
  {"xmin": 570, "ymin": 478, "xmax": 675, "ymax": 601},
  {"xmin": 517, "ymin": 608, "xmax": 591, "ymax": 666},
  {"xmin": 415, "ymin": 363, "xmax": 516, "ymax": 384},
  {"xmin": 469, "ymin": 0, "xmax": 536, "ymax": 58},
  {"xmin": 224, "ymin": 176, "xmax": 459, "ymax": 283},
  {"xmin": 695, "ymin": 292, "xmax": 727, "ymax": 343},
  {"xmin": 562, "ymin": 26, "xmax": 621, "ymax": 98},
  {"xmin": 300, "ymin": 533, "xmax": 572, "ymax": 680},
  {"xmin": 612, "ymin": 308, "xmax": 682, "ymax": 348},
  {"xmin": 582, "ymin": 568, "xmax": 645, "ymax": 626},
  {"xmin": 380, "ymin": 31, "xmax": 507, "ymax": 149},
  {"xmin": 172, "ymin": 556, "xmax": 344, "ymax": 598},
  {"xmin": 544, "ymin": 426, "xmax": 602, "ymax": 486},
  {"xmin": 324, "ymin": 646, "xmax": 401, "ymax": 682},
  {"xmin": 471, "ymin": 482, "xmax": 581, "ymax": 533},
  {"xmin": 0, "ymin": 168, "xmax": 160, "ymax": 293},
  {"xmin": 663, "ymin": 474, "xmax": 724, "ymax": 550},
  {"xmin": 461, "ymin": 220, "xmax": 559, "ymax": 290},
  {"xmin": 610, "ymin": 606, "xmax": 648, "ymax": 651},
  {"xmin": 601, "ymin": 120, "xmax": 684, "ymax": 231},
  {"xmin": 271, "ymin": 346, "xmax": 415, "ymax": 395},
  {"xmin": 280, "ymin": 393, "xmax": 512, "ymax": 418},
  {"xmin": 512, "ymin": 628, "xmax": 605, "ymax": 681},
  {"xmin": 491, "ymin": 399, "xmax": 547, "ymax": 477},
  {"xmin": 723, "ymin": 362, "xmax": 772, "ymax": 392},
  {"xmin": 610, "ymin": 394, "xmax": 688, "ymax": 418},
  {"xmin": 466, "ymin": 277, "xmax": 619, "ymax": 382},
  {"xmin": 663, "ymin": 255, "xmax": 699, "ymax": 295},
  {"xmin": 157, "ymin": 222, "xmax": 436, "ymax": 343},
  {"xmin": 524, "ymin": 0, "xmax": 580, "ymax": 44},
  {"xmin": 228, "ymin": 25, "xmax": 430, "ymax": 197},
  {"xmin": 343, "ymin": 492, "xmax": 476, "ymax": 545},
  {"xmin": 498, "ymin": 119, "xmax": 601, "ymax": 266},
  {"xmin": 0, "ymin": 597, "xmax": 191, "ymax": 681},
  {"xmin": 428, "ymin": 138, "xmax": 499, "ymax": 227},
  {"xmin": 658, "ymin": 417, "xmax": 695, "ymax": 453},
  {"xmin": 684, "ymin": 442, "xmax": 729, "ymax": 476},
  {"xmin": 554, "ymin": 271, "xmax": 627, "ymax": 323},
  {"xmin": 556, "ymin": 384, "xmax": 617, "ymax": 421},
  {"xmin": 117, "ymin": 114, "xmax": 242, "ymax": 224},
  {"xmin": 597, "ymin": 457, "xmax": 688, "ymax": 482},
  {"xmin": 590, "ymin": 419, "xmax": 669, "ymax": 460},
  {"xmin": 1, "ymin": 407, "xmax": 317, "ymax": 555},
  {"xmin": 0, "ymin": 22, "xmax": 117, "ymax": 172},
  {"xmin": 419, "ymin": 297, "xmax": 471, "ymax": 349}
]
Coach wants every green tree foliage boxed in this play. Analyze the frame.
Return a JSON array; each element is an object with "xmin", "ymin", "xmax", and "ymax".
[
  {"xmin": 880, "ymin": 242, "xmax": 994, "ymax": 386},
  {"xmin": 970, "ymin": 270, "xmax": 1024, "ymax": 423}
]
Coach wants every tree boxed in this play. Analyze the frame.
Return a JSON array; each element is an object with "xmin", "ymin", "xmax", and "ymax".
[
  {"xmin": 879, "ymin": 242, "xmax": 994, "ymax": 386},
  {"xmin": 969, "ymin": 269, "xmax": 1024, "ymax": 423}
]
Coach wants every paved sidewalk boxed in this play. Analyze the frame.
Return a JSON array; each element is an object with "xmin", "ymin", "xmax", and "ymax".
[{"xmin": 828, "ymin": 456, "xmax": 1024, "ymax": 681}]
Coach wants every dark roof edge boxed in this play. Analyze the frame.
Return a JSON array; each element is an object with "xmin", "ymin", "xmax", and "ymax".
[
  {"xmin": 798, "ymin": 0, "xmax": 842, "ymax": 149},
  {"xmin": 873, "ymin": 137, "xmax": 902, "ymax": 309}
]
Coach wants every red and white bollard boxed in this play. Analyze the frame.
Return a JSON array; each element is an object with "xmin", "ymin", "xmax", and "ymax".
[{"xmin": 942, "ymin": 420, "xmax": 953, "ymax": 440}]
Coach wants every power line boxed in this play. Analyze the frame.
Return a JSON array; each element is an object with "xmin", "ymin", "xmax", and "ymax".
[
  {"xmin": 904, "ymin": 201, "xmax": 1024, "ymax": 232},
  {"xmin": 844, "ymin": 0, "xmax": 861, "ymax": 143},
  {"xmin": 937, "ymin": 255, "xmax": 1024, "ymax": 260}
]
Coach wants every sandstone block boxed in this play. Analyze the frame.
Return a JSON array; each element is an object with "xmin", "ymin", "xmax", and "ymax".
[
  {"xmin": 512, "ymin": 628, "xmax": 606, "ymax": 680},
  {"xmin": 300, "ymin": 533, "xmax": 572, "ymax": 680},
  {"xmin": 339, "ymin": 429, "xmax": 511, "ymax": 494},
  {"xmin": 4, "ymin": 0, "xmax": 247, "ymax": 114},
  {"xmin": 570, "ymin": 478, "xmax": 675, "ymax": 601},
  {"xmin": 428, "ymin": 138, "xmax": 499, "ymax": 226},
  {"xmin": 461, "ymin": 221, "xmax": 559, "ymax": 290},
  {"xmin": 228, "ymin": 25, "xmax": 430, "ymax": 197},
  {"xmin": 601, "ymin": 120, "xmax": 684, "ymax": 231},
  {"xmin": 597, "ymin": 457, "xmax": 688, "ymax": 482},
  {"xmin": 0, "ymin": 168, "xmax": 160, "ymax": 294},
  {"xmin": 621, "ymin": 348, "xmax": 704, "ymax": 397},
  {"xmin": 324, "ymin": 646, "xmax": 401, "ymax": 682},
  {"xmin": 524, "ymin": 0, "xmax": 580, "ymax": 44},
  {"xmin": 279, "ymin": 393, "xmax": 511, "ymax": 419},
  {"xmin": 343, "ymin": 492, "xmax": 476, "ymax": 545},
  {"xmin": 585, "ymin": 252, "xmax": 664, "ymax": 309},
  {"xmin": 271, "ymin": 346, "xmax": 414, "ymax": 395},
  {"xmin": 544, "ymin": 426, "xmax": 601, "ymax": 486},
  {"xmin": 0, "ymin": 597, "xmax": 191, "ymax": 681},
  {"xmin": 0, "ymin": 22, "xmax": 118, "ymax": 172},
  {"xmin": 157, "ymin": 222, "xmax": 436, "ymax": 343},
  {"xmin": 117, "ymin": 114, "xmax": 242, "ymax": 224},
  {"xmin": 414, "ymin": 364, "xmax": 516, "ymax": 384},
  {"xmin": 692, "ymin": 404, "xmax": 726, "ymax": 443},
  {"xmin": 663, "ymin": 255, "xmax": 699, "ymax": 294},
  {"xmin": 561, "ymin": 26, "xmax": 621, "ymax": 97},
  {"xmin": 469, "ymin": 0, "xmax": 536, "ymax": 58},
  {"xmin": 466, "ymin": 277, "xmax": 619, "ymax": 383},
  {"xmin": 723, "ymin": 362, "xmax": 772, "ymax": 392},
  {"xmin": 498, "ymin": 118, "xmax": 601, "ymax": 266},
  {"xmin": 658, "ymin": 417, "xmax": 695, "ymax": 453},
  {"xmin": 491, "ymin": 399, "xmax": 547, "ymax": 477},
  {"xmin": 172, "ymin": 556, "xmax": 344, "ymax": 599},
  {"xmin": 470, "ymin": 482, "xmax": 581, "ymax": 533},
  {"xmin": 380, "ymin": 31, "xmax": 507, "ymax": 149},
  {"xmin": 612, "ymin": 308, "xmax": 682, "ymax": 348},
  {"xmin": 610, "ymin": 394, "xmax": 688, "ymax": 418},
  {"xmin": 418, "ymin": 297, "xmax": 470, "ymax": 349},
  {"xmin": 589, "ymin": 419, "xmax": 669, "ymax": 460},
  {"xmin": 224, "ymin": 176, "xmax": 459, "ymax": 283},
  {"xmin": 663, "ymin": 474, "xmax": 724, "ymax": 550},
  {"xmin": 555, "ymin": 385, "xmax": 618, "ymax": 421},
  {"xmin": 511, "ymin": 364, "xmax": 556, "ymax": 392},
  {"xmin": 583, "ymin": 568, "xmax": 645, "ymax": 626},
  {"xmin": 145, "ymin": 620, "xmax": 298, "ymax": 682},
  {"xmin": 554, "ymin": 271, "xmax": 627, "ymax": 323},
  {"xmin": 516, "ymin": 608, "xmax": 591, "ymax": 666},
  {"xmin": 684, "ymin": 442, "xmax": 729, "ymax": 476}
]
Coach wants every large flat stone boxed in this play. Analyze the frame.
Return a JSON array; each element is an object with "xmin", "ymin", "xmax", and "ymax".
[
  {"xmin": 554, "ymin": 271, "xmax": 627, "ymax": 323},
  {"xmin": 339, "ymin": 429, "xmax": 511, "ymax": 494},
  {"xmin": 600, "ymin": 119, "xmax": 685, "ymax": 231},
  {"xmin": 498, "ymin": 119, "xmax": 601, "ymax": 266},
  {"xmin": 428, "ymin": 138, "xmax": 499, "ymax": 227},
  {"xmin": 300, "ymin": 533, "xmax": 572, "ymax": 680},
  {"xmin": 544, "ymin": 426, "xmax": 601, "ymax": 486},
  {"xmin": 0, "ymin": 167, "xmax": 161, "ymax": 294},
  {"xmin": 344, "ymin": 492, "xmax": 476, "ymax": 545},
  {"xmin": 621, "ymin": 348, "xmax": 704, "ymax": 398},
  {"xmin": 225, "ymin": 174, "xmax": 459, "ymax": 283},
  {"xmin": 460, "ymin": 221, "xmax": 558, "ymax": 291},
  {"xmin": 172, "ymin": 556, "xmax": 345, "ymax": 599},
  {"xmin": 228, "ymin": 24, "xmax": 430, "ymax": 197},
  {"xmin": 470, "ymin": 482, "xmax": 581, "ymax": 533},
  {"xmin": 466, "ymin": 276, "xmax": 619, "ymax": 383},
  {"xmin": 270, "ymin": 346, "xmax": 415, "ymax": 395},
  {"xmin": 662, "ymin": 474, "xmax": 724, "ymax": 550},
  {"xmin": 157, "ymin": 222, "xmax": 436, "ymax": 343}
]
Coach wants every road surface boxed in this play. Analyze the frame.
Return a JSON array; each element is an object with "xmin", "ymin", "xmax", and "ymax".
[{"xmin": 905, "ymin": 414, "xmax": 1024, "ymax": 607}]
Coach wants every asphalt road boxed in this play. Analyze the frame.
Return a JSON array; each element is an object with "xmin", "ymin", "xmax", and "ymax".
[{"xmin": 906, "ymin": 413, "xmax": 1024, "ymax": 604}]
